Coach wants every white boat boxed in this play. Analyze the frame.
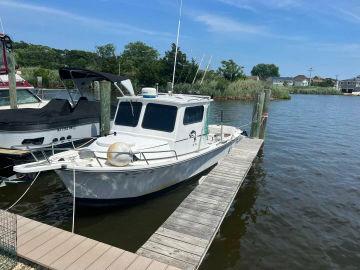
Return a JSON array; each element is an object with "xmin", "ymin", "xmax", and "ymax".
[
  {"xmin": 1, "ymin": 34, "xmax": 48, "ymax": 110},
  {"xmin": 14, "ymin": 88, "xmax": 243, "ymax": 201}
]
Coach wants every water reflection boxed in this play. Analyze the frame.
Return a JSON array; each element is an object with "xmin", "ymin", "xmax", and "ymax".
[{"xmin": 200, "ymin": 157, "xmax": 269, "ymax": 270}]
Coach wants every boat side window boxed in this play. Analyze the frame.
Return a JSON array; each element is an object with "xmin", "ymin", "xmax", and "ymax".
[
  {"xmin": 17, "ymin": 89, "xmax": 40, "ymax": 104},
  {"xmin": 183, "ymin": 106, "xmax": 204, "ymax": 125},
  {"xmin": 0, "ymin": 89, "xmax": 40, "ymax": 106},
  {"xmin": 142, "ymin": 103, "xmax": 177, "ymax": 132},
  {"xmin": 0, "ymin": 90, "xmax": 9, "ymax": 106},
  {"xmin": 115, "ymin": 102, "xmax": 142, "ymax": 127}
]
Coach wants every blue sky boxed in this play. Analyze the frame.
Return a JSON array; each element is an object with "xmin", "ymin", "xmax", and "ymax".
[{"xmin": 1, "ymin": 0, "xmax": 359, "ymax": 79}]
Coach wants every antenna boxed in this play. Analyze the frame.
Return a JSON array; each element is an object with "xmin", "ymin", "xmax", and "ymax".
[
  {"xmin": 308, "ymin": 67, "xmax": 313, "ymax": 86},
  {"xmin": 0, "ymin": 17, "xmax": 5, "ymax": 34},
  {"xmin": 171, "ymin": 0, "xmax": 183, "ymax": 92},
  {"xmin": 192, "ymin": 54, "xmax": 205, "ymax": 84},
  {"xmin": 200, "ymin": 55, "xmax": 212, "ymax": 85}
]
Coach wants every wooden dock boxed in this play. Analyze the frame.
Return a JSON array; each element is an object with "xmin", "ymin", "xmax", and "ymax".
[
  {"xmin": 16, "ymin": 215, "xmax": 180, "ymax": 270},
  {"xmin": 137, "ymin": 137, "xmax": 264, "ymax": 270},
  {"xmin": 9, "ymin": 137, "xmax": 262, "ymax": 270}
]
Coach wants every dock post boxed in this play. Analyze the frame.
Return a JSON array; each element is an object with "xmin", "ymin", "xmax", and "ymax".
[
  {"xmin": 8, "ymin": 51, "xmax": 17, "ymax": 109},
  {"xmin": 93, "ymin": 81, "xmax": 100, "ymax": 100},
  {"xmin": 250, "ymin": 91, "xmax": 265, "ymax": 138},
  {"xmin": 99, "ymin": 80, "xmax": 111, "ymax": 136},
  {"xmin": 167, "ymin": 82, "xmax": 172, "ymax": 93},
  {"xmin": 259, "ymin": 89, "xmax": 271, "ymax": 139}
]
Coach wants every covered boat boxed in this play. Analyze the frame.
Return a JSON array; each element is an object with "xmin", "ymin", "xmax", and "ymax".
[{"xmin": 0, "ymin": 67, "xmax": 134, "ymax": 151}]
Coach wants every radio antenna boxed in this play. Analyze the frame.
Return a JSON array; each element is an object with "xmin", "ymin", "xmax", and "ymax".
[
  {"xmin": 0, "ymin": 17, "xmax": 5, "ymax": 34},
  {"xmin": 171, "ymin": 0, "xmax": 183, "ymax": 92}
]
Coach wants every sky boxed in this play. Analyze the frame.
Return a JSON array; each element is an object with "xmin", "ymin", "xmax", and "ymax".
[{"xmin": 0, "ymin": 0, "xmax": 359, "ymax": 79}]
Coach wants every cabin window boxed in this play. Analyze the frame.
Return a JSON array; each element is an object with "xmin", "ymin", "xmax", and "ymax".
[
  {"xmin": 183, "ymin": 106, "xmax": 204, "ymax": 125},
  {"xmin": 115, "ymin": 102, "xmax": 142, "ymax": 127},
  {"xmin": 142, "ymin": 103, "xmax": 177, "ymax": 132},
  {"xmin": 0, "ymin": 89, "xmax": 39, "ymax": 106}
]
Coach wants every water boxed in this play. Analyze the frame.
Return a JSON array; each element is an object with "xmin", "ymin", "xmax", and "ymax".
[{"xmin": 1, "ymin": 95, "xmax": 360, "ymax": 269}]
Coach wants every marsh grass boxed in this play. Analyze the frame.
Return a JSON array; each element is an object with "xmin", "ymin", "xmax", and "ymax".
[
  {"xmin": 174, "ymin": 79, "xmax": 291, "ymax": 100},
  {"xmin": 289, "ymin": 86, "xmax": 342, "ymax": 95}
]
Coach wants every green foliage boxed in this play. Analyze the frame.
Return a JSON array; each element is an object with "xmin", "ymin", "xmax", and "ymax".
[
  {"xmin": 13, "ymin": 41, "xmax": 97, "ymax": 70},
  {"xmin": 174, "ymin": 79, "xmax": 290, "ymax": 100},
  {"xmin": 313, "ymin": 78, "xmax": 335, "ymax": 87},
  {"xmin": 120, "ymin": 41, "xmax": 160, "ymax": 87},
  {"xmin": 289, "ymin": 86, "xmax": 341, "ymax": 95},
  {"xmin": 63, "ymin": 50, "xmax": 96, "ymax": 69},
  {"xmin": 270, "ymin": 86, "xmax": 292, "ymax": 99},
  {"xmin": 95, "ymin": 44, "xmax": 118, "ymax": 73},
  {"xmin": 217, "ymin": 59, "xmax": 246, "ymax": 81},
  {"xmin": 251, "ymin": 63, "xmax": 280, "ymax": 80},
  {"xmin": 161, "ymin": 43, "xmax": 198, "ymax": 85},
  {"xmin": 20, "ymin": 67, "xmax": 61, "ymax": 88}
]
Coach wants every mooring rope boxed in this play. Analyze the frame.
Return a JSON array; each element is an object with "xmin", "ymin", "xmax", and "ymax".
[
  {"xmin": 6, "ymin": 172, "xmax": 41, "ymax": 211},
  {"xmin": 72, "ymin": 168, "xmax": 76, "ymax": 234}
]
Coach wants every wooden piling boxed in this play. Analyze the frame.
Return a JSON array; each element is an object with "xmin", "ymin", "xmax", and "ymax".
[
  {"xmin": 93, "ymin": 81, "xmax": 100, "ymax": 101},
  {"xmin": 250, "ymin": 91, "xmax": 265, "ymax": 138},
  {"xmin": 99, "ymin": 80, "xmax": 111, "ymax": 136},
  {"xmin": 167, "ymin": 82, "xmax": 172, "ymax": 92},
  {"xmin": 259, "ymin": 89, "xmax": 271, "ymax": 139},
  {"xmin": 8, "ymin": 51, "xmax": 17, "ymax": 109}
]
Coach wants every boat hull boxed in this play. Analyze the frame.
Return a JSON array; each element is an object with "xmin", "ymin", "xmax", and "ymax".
[
  {"xmin": 56, "ymin": 139, "xmax": 239, "ymax": 200},
  {"xmin": 0, "ymin": 123, "xmax": 99, "ymax": 150}
]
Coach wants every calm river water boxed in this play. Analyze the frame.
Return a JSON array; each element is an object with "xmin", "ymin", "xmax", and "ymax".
[{"xmin": 1, "ymin": 94, "xmax": 360, "ymax": 269}]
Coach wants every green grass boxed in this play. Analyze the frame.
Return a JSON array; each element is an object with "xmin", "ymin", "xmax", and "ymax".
[
  {"xmin": 174, "ymin": 79, "xmax": 291, "ymax": 100},
  {"xmin": 289, "ymin": 86, "xmax": 342, "ymax": 95}
]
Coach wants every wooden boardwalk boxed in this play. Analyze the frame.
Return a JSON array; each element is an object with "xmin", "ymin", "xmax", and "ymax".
[
  {"xmin": 16, "ymin": 215, "xmax": 180, "ymax": 270},
  {"xmin": 137, "ymin": 138, "xmax": 264, "ymax": 270}
]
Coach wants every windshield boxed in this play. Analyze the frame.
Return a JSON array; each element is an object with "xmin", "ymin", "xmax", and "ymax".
[
  {"xmin": 0, "ymin": 89, "xmax": 40, "ymax": 106},
  {"xmin": 142, "ymin": 103, "xmax": 177, "ymax": 132},
  {"xmin": 115, "ymin": 102, "xmax": 142, "ymax": 127}
]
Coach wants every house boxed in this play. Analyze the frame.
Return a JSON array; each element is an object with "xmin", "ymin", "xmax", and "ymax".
[
  {"xmin": 293, "ymin": 75, "xmax": 309, "ymax": 87},
  {"xmin": 267, "ymin": 77, "xmax": 294, "ymax": 86},
  {"xmin": 340, "ymin": 76, "xmax": 360, "ymax": 94},
  {"xmin": 247, "ymin": 75, "xmax": 260, "ymax": 81}
]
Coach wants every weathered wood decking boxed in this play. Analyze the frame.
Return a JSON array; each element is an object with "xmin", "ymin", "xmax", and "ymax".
[
  {"xmin": 16, "ymin": 216, "xmax": 180, "ymax": 270},
  {"xmin": 137, "ymin": 137, "xmax": 264, "ymax": 270}
]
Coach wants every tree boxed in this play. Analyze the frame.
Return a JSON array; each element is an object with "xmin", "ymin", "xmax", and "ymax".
[
  {"xmin": 95, "ymin": 44, "xmax": 118, "ymax": 73},
  {"xmin": 161, "ymin": 43, "xmax": 189, "ymax": 85},
  {"xmin": 251, "ymin": 64, "xmax": 280, "ymax": 80},
  {"xmin": 315, "ymin": 78, "xmax": 335, "ymax": 87},
  {"xmin": 120, "ymin": 41, "xmax": 160, "ymax": 87},
  {"xmin": 217, "ymin": 59, "xmax": 246, "ymax": 81},
  {"xmin": 63, "ymin": 50, "xmax": 96, "ymax": 68}
]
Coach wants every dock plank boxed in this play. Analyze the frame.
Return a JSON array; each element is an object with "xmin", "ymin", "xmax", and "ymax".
[
  {"xmin": 66, "ymin": 242, "xmax": 111, "ymax": 270},
  {"xmin": 13, "ymin": 215, "xmax": 178, "ymax": 270},
  {"xmin": 137, "ymin": 138, "xmax": 263, "ymax": 269},
  {"xmin": 107, "ymin": 251, "xmax": 138, "ymax": 270}
]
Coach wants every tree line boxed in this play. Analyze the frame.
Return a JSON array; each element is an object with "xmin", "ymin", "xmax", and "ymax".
[{"xmin": 13, "ymin": 40, "xmax": 280, "ymax": 89}]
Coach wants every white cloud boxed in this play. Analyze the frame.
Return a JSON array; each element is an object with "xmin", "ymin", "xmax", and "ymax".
[
  {"xmin": 194, "ymin": 13, "xmax": 306, "ymax": 42},
  {"xmin": 195, "ymin": 14, "xmax": 265, "ymax": 34},
  {"xmin": 0, "ymin": 1, "xmax": 172, "ymax": 37},
  {"xmin": 217, "ymin": 0, "xmax": 301, "ymax": 11},
  {"xmin": 338, "ymin": 9, "xmax": 360, "ymax": 23}
]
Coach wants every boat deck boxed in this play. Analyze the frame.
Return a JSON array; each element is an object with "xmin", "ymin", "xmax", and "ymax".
[
  {"xmin": 137, "ymin": 137, "xmax": 264, "ymax": 270},
  {"xmin": 16, "ymin": 215, "xmax": 180, "ymax": 270}
]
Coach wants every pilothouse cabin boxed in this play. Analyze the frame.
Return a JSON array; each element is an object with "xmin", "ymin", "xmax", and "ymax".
[{"xmin": 110, "ymin": 88, "xmax": 212, "ymax": 156}]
